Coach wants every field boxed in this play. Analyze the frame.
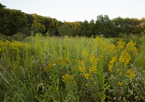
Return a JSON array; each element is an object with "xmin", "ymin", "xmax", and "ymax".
[{"xmin": 0, "ymin": 34, "xmax": 145, "ymax": 102}]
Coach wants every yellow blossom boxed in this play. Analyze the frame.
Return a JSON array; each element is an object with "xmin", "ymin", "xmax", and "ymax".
[
  {"xmin": 89, "ymin": 54, "xmax": 95, "ymax": 63},
  {"xmin": 108, "ymin": 64, "xmax": 112, "ymax": 72},
  {"xmin": 94, "ymin": 82, "xmax": 97, "ymax": 85},
  {"xmin": 118, "ymin": 82, "xmax": 123, "ymax": 86},
  {"xmin": 119, "ymin": 72, "xmax": 122, "ymax": 76},
  {"xmin": 126, "ymin": 40, "xmax": 138, "ymax": 56},
  {"xmin": 90, "ymin": 77, "xmax": 93, "ymax": 80},
  {"xmin": 48, "ymin": 63, "xmax": 53, "ymax": 69},
  {"xmin": 111, "ymin": 76, "xmax": 113, "ymax": 79},
  {"xmin": 126, "ymin": 68, "xmax": 135, "ymax": 79},
  {"xmin": 62, "ymin": 73, "xmax": 74, "ymax": 83},
  {"xmin": 78, "ymin": 65, "xmax": 86, "ymax": 73},
  {"xmin": 110, "ymin": 56, "xmax": 117, "ymax": 64},
  {"xmin": 84, "ymin": 73, "xmax": 90, "ymax": 79},
  {"xmin": 117, "ymin": 39, "xmax": 125, "ymax": 50},
  {"xmin": 82, "ymin": 48, "xmax": 88, "ymax": 60},
  {"xmin": 117, "ymin": 68, "xmax": 120, "ymax": 72},
  {"xmin": 119, "ymin": 50, "xmax": 131, "ymax": 66},
  {"xmin": 85, "ymin": 84, "xmax": 89, "ymax": 86}
]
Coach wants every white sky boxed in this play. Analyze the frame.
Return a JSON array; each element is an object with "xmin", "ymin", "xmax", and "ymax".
[{"xmin": 1, "ymin": 0, "xmax": 145, "ymax": 22}]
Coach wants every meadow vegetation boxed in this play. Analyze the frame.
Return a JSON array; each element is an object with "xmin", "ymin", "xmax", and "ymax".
[{"xmin": 0, "ymin": 33, "xmax": 145, "ymax": 102}]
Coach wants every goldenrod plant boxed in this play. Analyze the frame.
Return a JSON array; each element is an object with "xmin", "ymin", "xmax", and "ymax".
[{"xmin": 0, "ymin": 33, "xmax": 145, "ymax": 102}]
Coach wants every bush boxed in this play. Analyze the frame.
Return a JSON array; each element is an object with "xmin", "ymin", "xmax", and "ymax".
[{"xmin": 12, "ymin": 32, "xmax": 27, "ymax": 41}]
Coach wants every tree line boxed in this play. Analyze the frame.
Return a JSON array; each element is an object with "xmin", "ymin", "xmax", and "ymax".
[{"xmin": 0, "ymin": 3, "xmax": 145, "ymax": 38}]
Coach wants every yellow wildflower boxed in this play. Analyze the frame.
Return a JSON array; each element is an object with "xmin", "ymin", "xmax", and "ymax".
[
  {"xmin": 119, "ymin": 50, "xmax": 131, "ymax": 67},
  {"xmin": 80, "ymin": 60, "xmax": 84, "ymax": 66},
  {"xmin": 78, "ymin": 65, "xmax": 86, "ymax": 73},
  {"xmin": 62, "ymin": 73, "xmax": 74, "ymax": 83},
  {"xmin": 117, "ymin": 39, "xmax": 125, "ymax": 50},
  {"xmin": 126, "ymin": 40, "xmax": 138, "ymax": 56},
  {"xmin": 82, "ymin": 48, "xmax": 88, "ymax": 60},
  {"xmin": 126, "ymin": 68, "xmax": 135, "ymax": 79},
  {"xmin": 117, "ymin": 68, "xmax": 120, "ymax": 72},
  {"xmin": 111, "ymin": 76, "xmax": 113, "ymax": 79},
  {"xmin": 89, "ymin": 54, "xmax": 95, "ymax": 63},
  {"xmin": 0, "ymin": 48, "xmax": 2, "ymax": 52},
  {"xmin": 84, "ymin": 73, "xmax": 90, "ymax": 79},
  {"xmin": 108, "ymin": 64, "xmax": 112, "ymax": 72},
  {"xmin": 119, "ymin": 72, "xmax": 122, "ymax": 76},
  {"xmin": 48, "ymin": 63, "xmax": 53, "ymax": 69},
  {"xmin": 85, "ymin": 84, "xmax": 89, "ymax": 86},
  {"xmin": 94, "ymin": 82, "xmax": 97, "ymax": 85},
  {"xmin": 110, "ymin": 56, "xmax": 117, "ymax": 64},
  {"xmin": 118, "ymin": 82, "xmax": 123, "ymax": 86},
  {"xmin": 90, "ymin": 77, "xmax": 93, "ymax": 80},
  {"xmin": 115, "ymin": 61, "xmax": 118, "ymax": 68}
]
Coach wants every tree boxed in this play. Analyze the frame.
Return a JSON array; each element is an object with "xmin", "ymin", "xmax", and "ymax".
[
  {"xmin": 112, "ymin": 17, "xmax": 142, "ymax": 35},
  {"xmin": 80, "ymin": 20, "xmax": 89, "ymax": 37},
  {"xmin": 71, "ymin": 27, "xmax": 81, "ymax": 37},
  {"xmin": 31, "ymin": 14, "xmax": 46, "ymax": 34},
  {"xmin": 96, "ymin": 15, "xmax": 115, "ymax": 37},
  {"xmin": 0, "ymin": 3, "xmax": 6, "ymax": 34},
  {"xmin": 58, "ymin": 23, "xmax": 72, "ymax": 36},
  {"xmin": 88, "ymin": 19, "xmax": 97, "ymax": 37},
  {"xmin": 0, "ymin": 6, "xmax": 27, "ymax": 35}
]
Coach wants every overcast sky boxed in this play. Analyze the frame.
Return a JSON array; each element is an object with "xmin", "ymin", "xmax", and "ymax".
[{"xmin": 1, "ymin": 0, "xmax": 145, "ymax": 22}]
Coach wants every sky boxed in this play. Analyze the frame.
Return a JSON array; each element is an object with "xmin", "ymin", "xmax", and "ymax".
[{"xmin": 1, "ymin": 0, "xmax": 145, "ymax": 22}]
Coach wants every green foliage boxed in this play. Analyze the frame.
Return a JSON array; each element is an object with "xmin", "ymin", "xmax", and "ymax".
[
  {"xmin": 0, "ymin": 34, "xmax": 145, "ymax": 102},
  {"xmin": 3, "ymin": 9, "xmax": 27, "ymax": 36},
  {"xmin": 88, "ymin": 19, "xmax": 97, "ymax": 37},
  {"xmin": 32, "ymin": 14, "xmax": 46, "ymax": 33},
  {"xmin": 0, "ymin": 33, "xmax": 11, "ymax": 41},
  {"xmin": 0, "ymin": 3, "xmax": 145, "ymax": 38},
  {"xmin": 58, "ymin": 23, "xmax": 72, "ymax": 36},
  {"xmin": 80, "ymin": 20, "xmax": 89, "ymax": 37},
  {"xmin": 112, "ymin": 17, "xmax": 143, "ymax": 35},
  {"xmin": 71, "ymin": 27, "xmax": 81, "ymax": 37},
  {"xmin": 96, "ymin": 15, "xmax": 116, "ymax": 37},
  {"xmin": 112, "ymin": 33, "xmax": 143, "ymax": 49},
  {"xmin": 12, "ymin": 32, "xmax": 27, "ymax": 41}
]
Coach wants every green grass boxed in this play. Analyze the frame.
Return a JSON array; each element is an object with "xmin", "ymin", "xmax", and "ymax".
[{"xmin": 0, "ymin": 33, "xmax": 145, "ymax": 102}]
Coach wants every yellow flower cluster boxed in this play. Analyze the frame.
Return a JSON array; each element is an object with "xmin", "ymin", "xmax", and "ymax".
[
  {"xmin": 93, "ymin": 37, "xmax": 101, "ymax": 50},
  {"xmin": 89, "ymin": 54, "xmax": 99, "ymax": 73},
  {"xmin": 62, "ymin": 73, "xmax": 75, "ymax": 83},
  {"xmin": 84, "ymin": 73, "xmax": 90, "ymax": 79},
  {"xmin": 102, "ymin": 43, "xmax": 117, "ymax": 55},
  {"xmin": 0, "ymin": 40, "xmax": 30, "ymax": 54},
  {"xmin": 118, "ymin": 82, "xmax": 123, "ymax": 86},
  {"xmin": 79, "ymin": 37, "xmax": 138, "ymax": 90},
  {"xmin": 43, "ymin": 63, "xmax": 53, "ymax": 71},
  {"xmin": 117, "ymin": 39, "xmax": 126, "ymax": 51},
  {"xmin": 78, "ymin": 65, "xmax": 86, "ymax": 73},
  {"xmin": 0, "ymin": 48, "xmax": 2, "ymax": 53},
  {"xmin": 108, "ymin": 56, "xmax": 117, "ymax": 72},
  {"xmin": 109, "ymin": 56, "xmax": 117, "ymax": 64},
  {"xmin": 81, "ymin": 48, "xmax": 88, "ymax": 60},
  {"xmin": 85, "ymin": 84, "xmax": 89, "ymax": 86},
  {"xmin": 126, "ymin": 40, "xmax": 138, "ymax": 56},
  {"xmin": 126, "ymin": 68, "xmax": 135, "ymax": 79},
  {"xmin": 119, "ymin": 50, "xmax": 131, "ymax": 67},
  {"xmin": 94, "ymin": 82, "xmax": 97, "ymax": 85}
]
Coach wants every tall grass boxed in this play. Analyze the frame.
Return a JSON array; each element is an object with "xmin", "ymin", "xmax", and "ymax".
[{"xmin": 0, "ymin": 33, "xmax": 145, "ymax": 102}]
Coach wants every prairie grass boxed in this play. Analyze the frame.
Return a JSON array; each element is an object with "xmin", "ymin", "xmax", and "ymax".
[{"xmin": 0, "ymin": 33, "xmax": 145, "ymax": 102}]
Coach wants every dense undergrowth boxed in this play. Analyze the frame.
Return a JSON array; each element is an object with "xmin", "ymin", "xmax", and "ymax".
[{"xmin": 0, "ymin": 33, "xmax": 145, "ymax": 102}]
